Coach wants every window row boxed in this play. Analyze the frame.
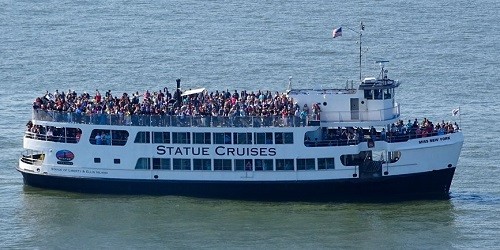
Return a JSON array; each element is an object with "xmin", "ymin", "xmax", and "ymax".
[
  {"xmin": 134, "ymin": 157, "xmax": 335, "ymax": 171},
  {"xmin": 134, "ymin": 131, "xmax": 294, "ymax": 145}
]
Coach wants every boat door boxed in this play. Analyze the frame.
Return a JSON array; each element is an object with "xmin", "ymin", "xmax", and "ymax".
[
  {"xmin": 350, "ymin": 98, "xmax": 359, "ymax": 120},
  {"xmin": 358, "ymin": 150, "xmax": 383, "ymax": 178}
]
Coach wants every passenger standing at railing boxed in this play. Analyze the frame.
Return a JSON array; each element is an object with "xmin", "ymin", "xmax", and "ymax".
[{"xmin": 381, "ymin": 128, "xmax": 387, "ymax": 140}]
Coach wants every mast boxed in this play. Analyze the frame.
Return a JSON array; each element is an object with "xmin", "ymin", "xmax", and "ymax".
[
  {"xmin": 345, "ymin": 22, "xmax": 365, "ymax": 81},
  {"xmin": 359, "ymin": 22, "xmax": 365, "ymax": 81}
]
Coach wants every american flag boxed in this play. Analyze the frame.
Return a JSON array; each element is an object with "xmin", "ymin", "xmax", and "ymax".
[{"xmin": 452, "ymin": 107, "xmax": 460, "ymax": 116}]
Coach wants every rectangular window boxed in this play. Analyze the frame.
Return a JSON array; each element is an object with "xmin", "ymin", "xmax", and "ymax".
[
  {"xmin": 284, "ymin": 132, "xmax": 294, "ymax": 144},
  {"xmin": 276, "ymin": 159, "xmax": 294, "ymax": 171},
  {"xmin": 255, "ymin": 159, "xmax": 273, "ymax": 171},
  {"xmin": 274, "ymin": 132, "xmax": 294, "ymax": 144},
  {"xmin": 255, "ymin": 132, "xmax": 273, "ymax": 144},
  {"xmin": 112, "ymin": 130, "xmax": 129, "ymax": 146},
  {"xmin": 297, "ymin": 158, "xmax": 315, "ymax": 170},
  {"xmin": 235, "ymin": 159, "xmax": 252, "ymax": 171},
  {"xmin": 193, "ymin": 159, "xmax": 211, "ymax": 170},
  {"xmin": 172, "ymin": 132, "xmax": 191, "ymax": 144},
  {"xmin": 114, "ymin": 159, "xmax": 120, "ymax": 164},
  {"xmin": 318, "ymin": 158, "xmax": 335, "ymax": 170},
  {"xmin": 193, "ymin": 132, "xmax": 211, "ymax": 144},
  {"xmin": 214, "ymin": 159, "xmax": 232, "ymax": 171},
  {"xmin": 213, "ymin": 132, "xmax": 231, "ymax": 144},
  {"xmin": 153, "ymin": 132, "xmax": 170, "ymax": 144},
  {"xmin": 90, "ymin": 129, "xmax": 111, "ymax": 145},
  {"xmin": 152, "ymin": 158, "xmax": 171, "ymax": 170},
  {"xmin": 135, "ymin": 158, "xmax": 151, "ymax": 170},
  {"xmin": 134, "ymin": 131, "xmax": 151, "ymax": 143},
  {"xmin": 233, "ymin": 132, "xmax": 252, "ymax": 144},
  {"xmin": 173, "ymin": 158, "xmax": 191, "ymax": 170},
  {"xmin": 275, "ymin": 133, "xmax": 283, "ymax": 144},
  {"xmin": 94, "ymin": 157, "xmax": 101, "ymax": 163}
]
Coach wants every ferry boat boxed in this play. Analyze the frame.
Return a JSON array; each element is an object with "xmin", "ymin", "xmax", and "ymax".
[{"xmin": 18, "ymin": 62, "xmax": 463, "ymax": 201}]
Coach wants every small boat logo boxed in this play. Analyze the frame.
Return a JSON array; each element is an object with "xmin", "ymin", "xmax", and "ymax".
[{"xmin": 56, "ymin": 150, "xmax": 74, "ymax": 161}]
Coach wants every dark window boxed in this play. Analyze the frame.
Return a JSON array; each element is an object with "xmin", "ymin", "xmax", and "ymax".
[
  {"xmin": 172, "ymin": 158, "xmax": 191, "ymax": 170},
  {"xmin": 297, "ymin": 158, "xmax": 315, "ymax": 170},
  {"xmin": 255, "ymin": 159, "xmax": 273, "ymax": 171},
  {"xmin": 318, "ymin": 158, "xmax": 335, "ymax": 170},
  {"xmin": 94, "ymin": 158, "xmax": 101, "ymax": 163},
  {"xmin": 213, "ymin": 132, "xmax": 231, "ymax": 144},
  {"xmin": 135, "ymin": 158, "xmax": 151, "ymax": 170},
  {"xmin": 284, "ymin": 133, "xmax": 294, "ymax": 144},
  {"xmin": 193, "ymin": 132, "xmax": 211, "ymax": 144},
  {"xmin": 235, "ymin": 159, "xmax": 252, "ymax": 171},
  {"xmin": 193, "ymin": 159, "xmax": 211, "ymax": 170},
  {"xmin": 172, "ymin": 132, "xmax": 191, "ymax": 144},
  {"xmin": 276, "ymin": 159, "xmax": 294, "ymax": 171},
  {"xmin": 134, "ymin": 131, "xmax": 151, "ymax": 143},
  {"xmin": 114, "ymin": 159, "xmax": 120, "ymax": 164},
  {"xmin": 153, "ymin": 158, "xmax": 171, "ymax": 170},
  {"xmin": 111, "ymin": 130, "xmax": 129, "ymax": 146},
  {"xmin": 153, "ymin": 132, "xmax": 170, "ymax": 144},
  {"xmin": 255, "ymin": 132, "xmax": 273, "ymax": 144},
  {"xmin": 214, "ymin": 159, "xmax": 232, "ymax": 171},
  {"xmin": 233, "ymin": 132, "xmax": 252, "ymax": 144}
]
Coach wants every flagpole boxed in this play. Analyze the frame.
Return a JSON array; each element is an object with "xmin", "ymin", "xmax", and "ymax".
[{"xmin": 344, "ymin": 22, "xmax": 364, "ymax": 81}]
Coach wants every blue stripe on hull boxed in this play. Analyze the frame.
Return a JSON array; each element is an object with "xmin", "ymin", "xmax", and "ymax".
[{"xmin": 19, "ymin": 168, "xmax": 455, "ymax": 202}]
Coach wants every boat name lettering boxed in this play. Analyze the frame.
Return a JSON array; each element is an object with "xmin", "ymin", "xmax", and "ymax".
[
  {"xmin": 50, "ymin": 167, "xmax": 108, "ymax": 175},
  {"xmin": 155, "ymin": 145, "xmax": 276, "ymax": 156},
  {"xmin": 215, "ymin": 146, "xmax": 276, "ymax": 157},
  {"xmin": 156, "ymin": 146, "xmax": 210, "ymax": 156},
  {"xmin": 419, "ymin": 136, "xmax": 450, "ymax": 144}
]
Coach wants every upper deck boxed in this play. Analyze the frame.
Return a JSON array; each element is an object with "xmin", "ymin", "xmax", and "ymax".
[{"xmin": 31, "ymin": 68, "xmax": 402, "ymax": 128}]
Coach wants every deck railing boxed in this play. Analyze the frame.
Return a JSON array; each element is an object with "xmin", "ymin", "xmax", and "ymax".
[
  {"xmin": 32, "ymin": 107, "xmax": 401, "ymax": 128},
  {"xmin": 32, "ymin": 110, "xmax": 311, "ymax": 128}
]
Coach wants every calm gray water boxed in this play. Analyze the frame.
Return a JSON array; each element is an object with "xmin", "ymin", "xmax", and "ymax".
[{"xmin": 1, "ymin": 0, "xmax": 499, "ymax": 248}]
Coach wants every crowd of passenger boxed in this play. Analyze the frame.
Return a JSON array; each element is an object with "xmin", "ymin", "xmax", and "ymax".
[
  {"xmin": 306, "ymin": 118, "xmax": 460, "ymax": 147},
  {"xmin": 32, "ymin": 88, "xmax": 320, "ymax": 126}
]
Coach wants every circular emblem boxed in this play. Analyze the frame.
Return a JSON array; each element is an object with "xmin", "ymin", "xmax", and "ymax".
[{"xmin": 56, "ymin": 150, "xmax": 75, "ymax": 161}]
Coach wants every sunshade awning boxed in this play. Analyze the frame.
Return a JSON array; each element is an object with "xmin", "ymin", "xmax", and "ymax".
[{"xmin": 181, "ymin": 88, "xmax": 206, "ymax": 96}]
